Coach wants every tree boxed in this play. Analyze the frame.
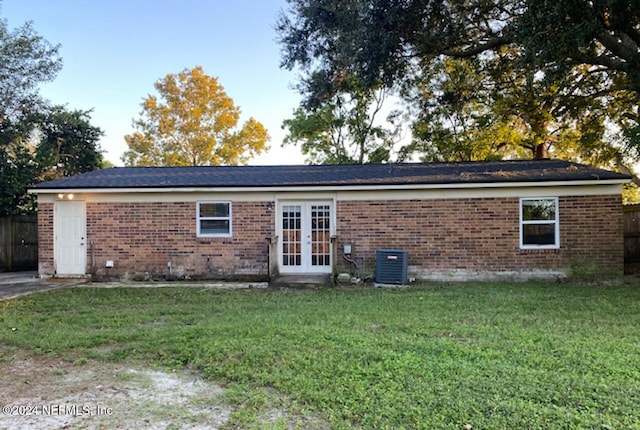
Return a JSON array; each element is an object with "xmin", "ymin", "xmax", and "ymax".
[
  {"xmin": 277, "ymin": 0, "xmax": 640, "ymax": 180},
  {"xmin": 0, "ymin": 106, "xmax": 104, "ymax": 216},
  {"xmin": 515, "ymin": 0, "xmax": 640, "ymax": 178},
  {"xmin": 282, "ymin": 73, "xmax": 400, "ymax": 164},
  {"xmin": 278, "ymin": 0, "xmax": 640, "ymax": 99},
  {"xmin": 0, "ymin": 117, "xmax": 39, "ymax": 215},
  {"xmin": 0, "ymin": 17, "xmax": 62, "ymax": 122},
  {"xmin": 516, "ymin": 0, "xmax": 640, "ymax": 95},
  {"xmin": 35, "ymin": 106, "xmax": 104, "ymax": 180},
  {"xmin": 0, "ymin": 12, "xmax": 63, "ymax": 215},
  {"xmin": 404, "ymin": 51, "xmax": 623, "ymax": 166},
  {"xmin": 122, "ymin": 66, "xmax": 269, "ymax": 166},
  {"xmin": 401, "ymin": 56, "xmax": 521, "ymax": 162},
  {"xmin": 277, "ymin": 0, "xmax": 520, "ymax": 92}
]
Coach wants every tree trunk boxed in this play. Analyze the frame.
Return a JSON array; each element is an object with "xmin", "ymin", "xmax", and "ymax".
[
  {"xmin": 615, "ymin": 153, "xmax": 640, "ymax": 187},
  {"xmin": 534, "ymin": 141, "xmax": 548, "ymax": 159}
]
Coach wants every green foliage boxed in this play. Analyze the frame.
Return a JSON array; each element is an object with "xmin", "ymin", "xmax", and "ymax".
[
  {"xmin": 403, "ymin": 53, "xmax": 626, "ymax": 165},
  {"xmin": 35, "ymin": 105, "xmax": 105, "ymax": 180},
  {"xmin": 278, "ymin": 0, "xmax": 640, "ymax": 178},
  {"xmin": 402, "ymin": 56, "xmax": 525, "ymax": 162},
  {"xmin": 122, "ymin": 66, "xmax": 269, "ymax": 166},
  {"xmin": 2, "ymin": 283, "xmax": 640, "ymax": 428},
  {"xmin": 0, "ymin": 124, "xmax": 39, "ymax": 215},
  {"xmin": 282, "ymin": 75, "xmax": 399, "ymax": 164},
  {"xmin": 0, "ymin": 11, "xmax": 104, "ymax": 215},
  {"xmin": 278, "ymin": 0, "xmax": 640, "ymax": 103},
  {"xmin": 516, "ymin": 0, "xmax": 640, "ymax": 95},
  {"xmin": 0, "ymin": 17, "xmax": 62, "ymax": 122},
  {"xmin": 0, "ymin": 13, "xmax": 62, "ymax": 215},
  {"xmin": 0, "ymin": 106, "xmax": 104, "ymax": 216}
]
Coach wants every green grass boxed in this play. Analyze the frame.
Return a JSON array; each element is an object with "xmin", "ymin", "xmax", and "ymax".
[{"xmin": 2, "ymin": 282, "xmax": 640, "ymax": 429}]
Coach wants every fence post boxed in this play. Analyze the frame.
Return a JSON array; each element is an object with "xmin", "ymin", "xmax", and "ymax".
[
  {"xmin": 0, "ymin": 217, "xmax": 11, "ymax": 271},
  {"xmin": 623, "ymin": 204, "xmax": 640, "ymax": 273}
]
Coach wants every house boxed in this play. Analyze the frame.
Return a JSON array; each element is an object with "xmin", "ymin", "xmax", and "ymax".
[{"xmin": 29, "ymin": 159, "xmax": 630, "ymax": 282}]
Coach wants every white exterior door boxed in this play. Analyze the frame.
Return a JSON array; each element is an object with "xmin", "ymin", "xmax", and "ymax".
[
  {"xmin": 54, "ymin": 200, "xmax": 86, "ymax": 276},
  {"xmin": 279, "ymin": 202, "xmax": 333, "ymax": 274}
]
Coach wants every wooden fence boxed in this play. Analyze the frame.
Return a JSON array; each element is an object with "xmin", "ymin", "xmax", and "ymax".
[
  {"xmin": 0, "ymin": 216, "xmax": 38, "ymax": 271},
  {"xmin": 624, "ymin": 205, "xmax": 640, "ymax": 273}
]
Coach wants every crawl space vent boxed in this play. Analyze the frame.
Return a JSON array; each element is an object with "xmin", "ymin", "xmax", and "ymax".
[{"xmin": 375, "ymin": 249, "xmax": 408, "ymax": 285}]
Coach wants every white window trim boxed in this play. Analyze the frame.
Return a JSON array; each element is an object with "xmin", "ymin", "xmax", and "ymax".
[
  {"xmin": 197, "ymin": 201, "xmax": 232, "ymax": 238},
  {"xmin": 519, "ymin": 197, "xmax": 559, "ymax": 249}
]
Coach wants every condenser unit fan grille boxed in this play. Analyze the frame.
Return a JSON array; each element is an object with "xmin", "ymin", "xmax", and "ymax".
[{"xmin": 375, "ymin": 249, "xmax": 408, "ymax": 284}]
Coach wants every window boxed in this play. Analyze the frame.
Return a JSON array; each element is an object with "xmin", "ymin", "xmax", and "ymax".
[
  {"xmin": 520, "ymin": 198, "xmax": 559, "ymax": 248},
  {"xmin": 197, "ymin": 202, "xmax": 231, "ymax": 237}
]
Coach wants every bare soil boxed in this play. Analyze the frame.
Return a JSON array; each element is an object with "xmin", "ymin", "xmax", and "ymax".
[{"xmin": 0, "ymin": 352, "xmax": 232, "ymax": 429}]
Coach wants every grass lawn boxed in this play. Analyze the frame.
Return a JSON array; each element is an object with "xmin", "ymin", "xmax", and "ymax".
[{"xmin": 1, "ymin": 281, "xmax": 640, "ymax": 429}]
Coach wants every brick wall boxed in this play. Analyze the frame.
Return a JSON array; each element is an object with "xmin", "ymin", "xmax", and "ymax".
[
  {"xmin": 37, "ymin": 203, "xmax": 54, "ymax": 275},
  {"xmin": 86, "ymin": 201, "xmax": 273, "ymax": 279},
  {"xmin": 560, "ymin": 195, "xmax": 624, "ymax": 273},
  {"xmin": 37, "ymin": 193, "xmax": 623, "ymax": 280},
  {"xmin": 336, "ymin": 195, "xmax": 623, "ymax": 278}
]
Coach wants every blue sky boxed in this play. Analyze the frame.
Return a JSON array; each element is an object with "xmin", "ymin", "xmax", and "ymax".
[{"xmin": 2, "ymin": 0, "xmax": 305, "ymax": 165}]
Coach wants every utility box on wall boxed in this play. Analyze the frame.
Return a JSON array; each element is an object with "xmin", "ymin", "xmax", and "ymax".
[{"xmin": 375, "ymin": 249, "xmax": 408, "ymax": 285}]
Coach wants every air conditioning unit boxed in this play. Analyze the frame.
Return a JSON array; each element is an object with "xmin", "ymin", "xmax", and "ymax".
[{"xmin": 375, "ymin": 249, "xmax": 408, "ymax": 285}]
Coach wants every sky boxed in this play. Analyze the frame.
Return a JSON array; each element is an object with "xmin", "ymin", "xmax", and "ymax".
[{"xmin": 2, "ymin": 0, "xmax": 306, "ymax": 166}]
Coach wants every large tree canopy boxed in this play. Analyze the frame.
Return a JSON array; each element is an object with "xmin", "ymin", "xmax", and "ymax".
[
  {"xmin": 122, "ymin": 66, "xmax": 269, "ymax": 167},
  {"xmin": 0, "ymin": 10, "xmax": 103, "ymax": 215},
  {"xmin": 0, "ymin": 17, "xmax": 62, "ymax": 122},
  {"xmin": 35, "ymin": 106, "xmax": 104, "ymax": 180},
  {"xmin": 0, "ymin": 106, "xmax": 104, "ymax": 216},
  {"xmin": 277, "ymin": 0, "xmax": 640, "ymax": 179},
  {"xmin": 517, "ymin": 0, "xmax": 640, "ymax": 94},
  {"xmin": 278, "ymin": 0, "xmax": 639, "ymax": 96},
  {"xmin": 282, "ymin": 73, "xmax": 400, "ymax": 164}
]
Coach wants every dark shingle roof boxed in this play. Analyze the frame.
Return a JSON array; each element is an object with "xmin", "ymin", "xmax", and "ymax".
[{"xmin": 30, "ymin": 159, "xmax": 630, "ymax": 190}]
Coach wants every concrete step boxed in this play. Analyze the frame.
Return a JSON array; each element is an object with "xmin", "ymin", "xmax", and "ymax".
[{"xmin": 269, "ymin": 274, "xmax": 332, "ymax": 289}]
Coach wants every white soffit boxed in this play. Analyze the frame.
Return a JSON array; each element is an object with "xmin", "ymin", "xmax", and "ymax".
[{"xmin": 33, "ymin": 181, "xmax": 625, "ymax": 203}]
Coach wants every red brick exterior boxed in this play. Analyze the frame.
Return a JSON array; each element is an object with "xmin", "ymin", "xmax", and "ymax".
[
  {"xmin": 37, "ymin": 193, "xmax": 624, "ymax": 279},
  {"xmin": 336, "ymin": 195, "xmax": 624, "ymax": 277},
  {"xmin": 90, "ymin": 201, "xmax": 273, "ymax": 279},
  {"xmin": 37, "ymin": 203, "xmax": 54, "ymax": 275},
  {"xmin": 38, "ymin": 201, "xmax": 274, "ymax": 279}
]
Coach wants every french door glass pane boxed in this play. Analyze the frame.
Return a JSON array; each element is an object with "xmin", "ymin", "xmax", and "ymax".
[
  {"xmin": 282, "ymin": 205, "xmax": 302, "ymax": 266},
  {"xmin": 311, "ymin": 205, "xmax": 331, "ymax": 266}
]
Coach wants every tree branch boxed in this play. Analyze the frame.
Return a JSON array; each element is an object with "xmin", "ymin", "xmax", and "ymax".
[
  {"xmin": 572, "ymin": 52, "xmax": 628, "ymax": 72},
  {"xmin": 615, "ymin": 152, "xmax": 640, "ymax": 187},
  {"xmin": 597, "ymin": 31, "xmax": 638, "ymax": 65},
  {"xmin": 421, "ymin": 37, "xmax": 513, "ymax": 59},
  {"xmin": 621, "ymin": 25, "xmax": 640, "ymax": 47}
]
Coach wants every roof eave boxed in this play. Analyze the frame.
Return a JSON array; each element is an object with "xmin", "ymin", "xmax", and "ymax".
[{"xmin": 28, "ymin": 178, "xmax": 631, "ymax": 194}]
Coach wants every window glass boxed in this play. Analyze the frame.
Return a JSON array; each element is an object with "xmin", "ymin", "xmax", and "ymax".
[
  {"xmin": 199, "ymin": 203, "xmax": 229, "ymax": 218},
  {"xmin": 520, "ymin": 198, "xmax": 558, "ymax": 248},
  {"xmin": 200, "ymin": 220, "xmax": 230, "ymax": 235},
  {"xmin": 198, "ymin": 202, "xmax": 231, "ymax": 237},
  {"xmin": 522, "ymin": 224, "xmax": 556, "ymax": 246},
  {"xmin": 522, "ymin": 199, "xmax": 556, "ymax": 221}
]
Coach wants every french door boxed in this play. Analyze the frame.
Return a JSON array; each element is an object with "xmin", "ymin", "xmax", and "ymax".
[{"xmin": 279, "ymin": 202, "xmax": 333, "ymax": 273}]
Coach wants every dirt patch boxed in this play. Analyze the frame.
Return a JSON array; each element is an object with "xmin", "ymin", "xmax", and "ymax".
[{"xmin": 0, "ymin": 353, "xmax": 231, "ymax": 429}]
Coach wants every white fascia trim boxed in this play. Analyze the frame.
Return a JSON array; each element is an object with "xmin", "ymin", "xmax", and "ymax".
[{"xmin": 28, "ymin": 178, "xmax": 630, "ymax": 195}]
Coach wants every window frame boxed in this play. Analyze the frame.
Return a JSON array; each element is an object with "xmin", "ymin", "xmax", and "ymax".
[
  {"xmin": 197, "ymin": 201, "xmax": 232, "ymax": 238},
  {"xmin": 519, "ymin": 197, "xmax": 559, "ymax": 249}
]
